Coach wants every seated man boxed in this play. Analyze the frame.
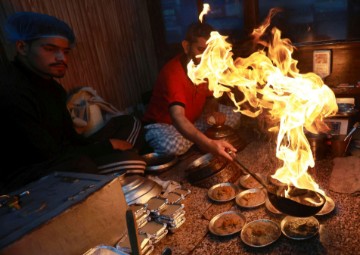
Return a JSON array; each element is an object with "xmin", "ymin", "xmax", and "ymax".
[
  {"xmin": 0, "ymin": 12, "xmax": 145, "ymax": 193},
  {"xmin": 142, "ymin": 22, "xmax": 240, "ymax": 160}
]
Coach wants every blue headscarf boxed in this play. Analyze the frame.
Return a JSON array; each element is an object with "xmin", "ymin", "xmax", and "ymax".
[{"xmin": 4, "ymin": 12, "xmax": 75, "ymax": 47}]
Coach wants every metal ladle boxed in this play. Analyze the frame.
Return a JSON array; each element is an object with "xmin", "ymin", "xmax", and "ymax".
[{"xmin": 228, "ymin": 151, "xmax": 326, "ymax": 217}]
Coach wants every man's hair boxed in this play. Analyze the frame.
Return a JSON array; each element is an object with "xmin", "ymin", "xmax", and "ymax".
[{"xmin": 184, "ymin": 22, "xmax": 214, "ymax": 43}]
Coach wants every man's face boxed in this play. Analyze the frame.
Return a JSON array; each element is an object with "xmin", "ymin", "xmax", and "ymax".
[
  {"xmin": 19, "ymin": 37, "xmax": 71, "ymax": 79},
  {"xmin": 184, "ymin": 37, "xmax": 208, "ymax": 65}
]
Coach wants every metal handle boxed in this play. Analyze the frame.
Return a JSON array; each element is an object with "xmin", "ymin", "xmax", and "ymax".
[
  {"xmin": 344, "ymin": 122, "xmax": 360, "ymax": 141},
  {"xmin": 227, "ymin": 151, "xmax": 268, "ymax": 189}
]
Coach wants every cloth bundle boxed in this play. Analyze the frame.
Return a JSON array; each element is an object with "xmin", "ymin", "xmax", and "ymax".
[{"xmin": 67, "ymin": 86, "xmax": 125, "ymax": 137}]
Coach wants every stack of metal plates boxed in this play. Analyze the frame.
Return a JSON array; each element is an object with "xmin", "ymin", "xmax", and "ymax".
[
  {"xmin": 116, "ymin": 233, "xmax": 154, "ymax": 255},
  {"xmin": 129, "ymin": 203, "xmax": 151, "ymax": 228}
]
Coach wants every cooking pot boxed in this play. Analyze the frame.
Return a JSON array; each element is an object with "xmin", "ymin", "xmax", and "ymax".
[
  {"xmin": 186, "ymin": 153, "xmax": 242, "ymax": 189},
  {"xmin": 205, "ymin": 125, "xmax": 246, "ymax": 150}
]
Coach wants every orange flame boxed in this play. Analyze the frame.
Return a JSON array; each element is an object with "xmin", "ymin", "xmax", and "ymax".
[
  {"xmin": 188, "ymin": 8, "xmax": 338, "ymax": 195},
  {"xmin": 199, "ymin": 3, "xmax": 211, "ymax": 23}
]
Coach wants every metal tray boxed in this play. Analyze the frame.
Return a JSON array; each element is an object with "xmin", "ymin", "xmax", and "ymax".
[
  {"xmin": 208, "ymin": 211, "xmax": 246, "ymax": 236},
  {"xmin": 281, "ymin": 216, "xmax": 319, "ymax": 240},
  {"xmin": 172, "ymin": 188, "xmax": 191, "ymax": 197},
  {"xmin": 146, "ymin": 197, "xmax": 168, "ymax": 214},
  {"xmin": 161, "ymin": 192, "xmax": 184, "ymax": 204},
  {"xmin": 208, "ymin": 182, "xmax": 239, "ymax": 202},
  {"xmin": 138, "ymin": 221, "xmax": 168, "ymax": 238},
  {"xmin": 84, "ymin": 245, "xmax": 129, "ymax": 255},
  {"xmin": 241, "ymin": 219, "xmax": 281, "ymax": 247},
  {"xmin": 235, "ymin": 188, "xmax": 266, "ymax": 208},
  {"xmin": 159, "ymin": 203, "xmax": 185, "ymax": 219}
]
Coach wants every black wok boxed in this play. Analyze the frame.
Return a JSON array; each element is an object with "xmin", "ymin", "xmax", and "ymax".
[{"xmin": 228, "ymin": 151, "xmax": 325, "ymax": 217}]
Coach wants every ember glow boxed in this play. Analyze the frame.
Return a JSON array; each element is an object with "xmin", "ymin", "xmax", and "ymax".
[{"xmin": 188, "ymin": 8, "xmax": 338, "ymax": 195}]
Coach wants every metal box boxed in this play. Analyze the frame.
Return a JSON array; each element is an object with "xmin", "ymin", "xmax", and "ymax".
[{"xmin": 0, "ymin": 172, "xmax": 128, "ymax": 255}]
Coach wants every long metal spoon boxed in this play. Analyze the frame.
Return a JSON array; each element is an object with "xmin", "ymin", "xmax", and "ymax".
[
  {"xmin": 344, "ymin": 122, "xmax": 360, "ymax": 141},
  {"xmin": 228, "ymin": 151, "xmax": 326, "ymax": 217}
]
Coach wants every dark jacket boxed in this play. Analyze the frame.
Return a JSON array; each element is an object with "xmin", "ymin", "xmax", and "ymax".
[{"xmin": 0, "ymin": 59, "xmax": 113, "ymax": 192}]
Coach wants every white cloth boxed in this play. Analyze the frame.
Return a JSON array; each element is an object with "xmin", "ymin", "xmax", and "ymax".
[
  {"xmin": 147, "ymin": 175, "xmax": 182, "ymax": 195},
  {"xmin": 67, "ymin": 87, "xmax": 125, "ymax": 136}
]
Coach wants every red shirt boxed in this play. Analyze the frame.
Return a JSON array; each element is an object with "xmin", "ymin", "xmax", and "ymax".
[{"xmin": 143, "ymin": 54, "xmax": 212, "ymax": 124}]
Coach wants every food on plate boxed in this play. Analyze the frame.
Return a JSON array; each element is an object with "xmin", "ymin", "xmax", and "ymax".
[
  {"xmin": 242, "ymin": 221, "xmax": 280, "ymax": 246},
  {"xmin": 283, "ymin": 217, "xmax": 319, "ymax": 238},
  {"xmin": 213, "ymin": 213, "xmax": 244, "ymax": 235},
  {"xmin": 211, "ymin": 185, "xmax": 235, "ymax": 200},
  {"xmin": 237, "ymin": 189, "xmax": 266, "ymax": 207}
]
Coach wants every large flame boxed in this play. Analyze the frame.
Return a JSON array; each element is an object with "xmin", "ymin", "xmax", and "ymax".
[{"xmin": 188, "ymin": 8, "xmax": 338, "ymax": 195}]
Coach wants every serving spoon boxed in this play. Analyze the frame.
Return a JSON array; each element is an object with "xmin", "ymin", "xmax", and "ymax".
[{"xmin": 228, "ymin": 151, "xmax": 325, "ymax": 217}]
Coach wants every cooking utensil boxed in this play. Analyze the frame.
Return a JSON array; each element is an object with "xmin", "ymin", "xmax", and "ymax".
[
  {"xmin": 186, "ymin": 153, "xmax": 241, "ymax": 188},
  {"xmin": 344, "ymin": 122, "xmax": 360, "ymax": 141},
  {"xmin": 228, "ymin": 151, "xmax": 326, "ymax": 217}
]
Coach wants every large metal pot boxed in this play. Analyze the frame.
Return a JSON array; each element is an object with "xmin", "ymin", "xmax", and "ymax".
[
  {"xmin": 205, "ymin": 125, "xmax": 246, "ymax": 150},
  {"xmin": 186, "ymin": 153, "xmax": 242, "ymax": 189}
]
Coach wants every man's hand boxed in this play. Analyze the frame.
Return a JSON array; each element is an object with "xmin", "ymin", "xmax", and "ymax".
[
  {"xmin": 110, "ymin": 139, "xmax": 133, "ymax": 151},
  {"xmin": 203, "ymin": 139, "xmax": 237, "ymax": 161},
  {"xmin": 170, "ymin": 105, "xmax": 236, "ymax": 161}
]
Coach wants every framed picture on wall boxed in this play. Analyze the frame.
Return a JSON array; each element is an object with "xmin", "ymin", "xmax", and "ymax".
[{"xmin": 313, "ymin": 50, "xmax": 332, "ymax": 78}]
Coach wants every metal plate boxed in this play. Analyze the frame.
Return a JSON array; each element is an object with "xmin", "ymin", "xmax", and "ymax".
[
  {"xmin": 142, "ymin": 153, "xmax": 178, "ymax": 172},
  {"xmin": 316, "ymin": 196, "xmax": 335, "ymax": 216},
  {"xmin": 235, "ymin": 188, "xmax": 266, "ymax": 208},
  {"xmin": 238, "ymin": 173, "xmax": 266, "ymax": 189},
  {"xmin": 241, "ymin": 219, "xmax": 281, "ymax": 247},
  {"xmin": 208, "ymin": 211, "xmax": 246, "ymax": 236},
  {"xmin": 208, "ymin": 182, "xmax": 239, "ymax": 202},
  {"xmin": 281, "ymin": 216, "xmax": 319, "ymax": 240}
]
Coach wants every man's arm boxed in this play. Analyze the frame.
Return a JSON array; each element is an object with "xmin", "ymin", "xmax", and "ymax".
[{"xmin": 169, "ymin": 105, "xmax": 236, "ymax": 161}]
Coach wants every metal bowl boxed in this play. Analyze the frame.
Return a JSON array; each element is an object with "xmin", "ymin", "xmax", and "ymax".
[{"xmin": 142, "ymin": 153, "xmax": 178, "ymax": 173}]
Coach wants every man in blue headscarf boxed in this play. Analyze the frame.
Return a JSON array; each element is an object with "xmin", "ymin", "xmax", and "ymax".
[{"xmin": 0, "ymin": 12, "xmax": 145, "ymax": 193}]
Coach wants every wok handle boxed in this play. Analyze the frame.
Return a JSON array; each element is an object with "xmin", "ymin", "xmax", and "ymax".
[{"xmin": 228, "ymin": 151, "xmax": 269, "ymax": 189}]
